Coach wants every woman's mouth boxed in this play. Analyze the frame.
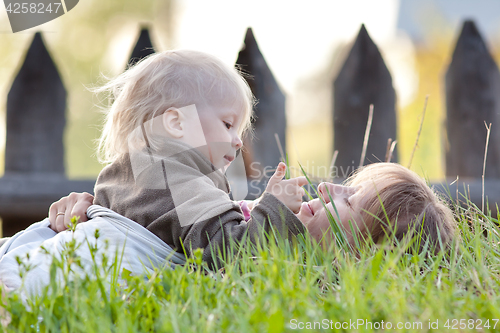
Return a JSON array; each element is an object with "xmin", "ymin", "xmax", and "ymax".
[
  {"xmin": 301, "ymin": 202, "xmax": 313, "ymax": 215},
  {"xmin": 224, "ymin": 155, "xmax": 234, "ymax": 163},
  {"xmin": 307, "ymin": 202, "xmax": 314, "ymax": 215}
]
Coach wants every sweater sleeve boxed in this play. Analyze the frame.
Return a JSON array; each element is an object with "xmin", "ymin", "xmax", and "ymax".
[
  {"xmin": 177, "ymin": 192, "xmax": 306, "ymax": 269},
  {"xmin": 93, "ymin": 150, "xmax": 307, "ymax": 270}
]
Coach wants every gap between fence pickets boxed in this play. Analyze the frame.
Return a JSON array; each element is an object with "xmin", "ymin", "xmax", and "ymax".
[
  {"xmin": 408, "ymin": 95, "xmax": 429, "ymax": 169},
  {"xmin": 482, "ymin": 121, "xmax": 492, "ymax": 212}
]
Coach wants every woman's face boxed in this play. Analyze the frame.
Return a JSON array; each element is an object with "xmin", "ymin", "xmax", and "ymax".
[{"xmin": 295, "ymin": 182, "xmax": 372, "ymax": 245}]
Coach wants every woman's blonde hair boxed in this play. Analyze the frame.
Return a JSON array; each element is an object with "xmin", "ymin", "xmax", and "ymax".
[
  {"xmin": 94, "ymin": 50, "xmax": 254, "ymax": 163},
  {"xmin": 346, "ymin": 163, "xmax": 455, "ymax": 253}
]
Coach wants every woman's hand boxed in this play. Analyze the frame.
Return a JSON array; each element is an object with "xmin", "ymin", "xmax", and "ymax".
[
  {"xmin": 48, "ymin": 192, "xmax": 94, "ymax": 232},
  {"xmin": 265, "ymin": 162, "xmax": 308, "ymax": 214}
]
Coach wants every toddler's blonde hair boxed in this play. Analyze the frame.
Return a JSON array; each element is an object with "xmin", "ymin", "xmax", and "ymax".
[
  {"xmin": 346, "ymin": 163, "xmax": 455, "ymax": 253},
  {"xmin": 94, "ymin": 50, "xmax": 254, "ymax": 163}
]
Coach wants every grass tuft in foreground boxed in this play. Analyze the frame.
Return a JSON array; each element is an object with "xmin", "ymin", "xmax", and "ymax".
[{"xmin": 1, "ymin": 197, "xmax": 500, "ymax": 332}]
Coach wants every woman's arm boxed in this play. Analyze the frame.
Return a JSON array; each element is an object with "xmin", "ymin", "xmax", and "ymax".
[{"xmin": 48, "ymin": 192, "xmax": 94, "ymax": 232}]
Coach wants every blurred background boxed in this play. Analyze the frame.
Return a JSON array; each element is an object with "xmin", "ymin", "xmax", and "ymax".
[{"xmin": 1, "ymin": 0, "xmax": 500, "ymax": 181}]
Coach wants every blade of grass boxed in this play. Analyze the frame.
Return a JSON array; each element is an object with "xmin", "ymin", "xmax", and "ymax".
[
  {"xmin": 408, "ymin": 95, "xmax": 428, "ymax": 169},
  {"xmin": 274, "ymin": 133, "xmax": 290, "ymax": 179},
  {"xmin": 359, "ymin": 104, "xmax": 374, "ymax": 168},
  {"xmin": 387, "ymin": 140, "xmax": 397, "ymax": 163},
  {"xmin": 482, "ymin": 122, "xmax": 492, "ymax": 212},
  {"xmin": 385, "ymin": 138, "xmax": 392, "ymax": 162},
  {"xmin": 329, "ymin": 150, "xmax": 339, "ymax": 181},
  {"xmin": 275, "ymin": 133, "xmax": 285, "ymax": 164}
]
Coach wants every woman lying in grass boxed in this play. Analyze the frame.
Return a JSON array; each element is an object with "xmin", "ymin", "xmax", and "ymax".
[
  {"xmin": 296, "ymin": 163, "xmax": 456, "ymax": 252},
  {"xmin": 52, "ymin": 162, "xmax": 456, "ymax": 254},
  {"xmin": 0, "ymin": 161, "xmax": 455, "ymax": 298}
]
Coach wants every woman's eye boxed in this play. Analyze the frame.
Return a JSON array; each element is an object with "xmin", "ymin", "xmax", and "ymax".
[{"xmin": 224, "ymin": 121, "xmax": 232, "ymax": 129}]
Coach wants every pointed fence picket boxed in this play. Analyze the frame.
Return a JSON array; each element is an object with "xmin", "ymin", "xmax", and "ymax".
[
  {"xmin": 128, "ymin": 27, "xmax": 155, "ymax": 68},
  {"xmin": 0, "ymin": 33, "xmax": 94, "ymax": 236},
  {"xmin": 445, "ymin": 20, "xmax": 500, "ymax": 178},
  {"xmin": 236, "ymin": 27, "xmax": 287, "ymax": 178},
  {"xmin": 333, "ymin": 24, "xmax": 397, "ymax": 172}
]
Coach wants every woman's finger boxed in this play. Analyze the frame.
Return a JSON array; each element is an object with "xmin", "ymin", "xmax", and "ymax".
[
  {"xmin": 48, "ymin": 192, "xmax": 94, "ymax": 232},
  {"xmin": 69, "ymin": 194, "xmax": 93, "ymax": 224},
  {"xmin": 55, "ymin": 212, "xmax": 67, "ymax": 232},
  {"xmin": 64, "ymin": 192, "xmax": 93, "ymax": 228},
  {"xmin": 49, "ymin": 198, "xmax": 69, "ymax": 232},
  {"xmin": 48, "ymin": 201, "xmax": 59, "ymax": 226}
]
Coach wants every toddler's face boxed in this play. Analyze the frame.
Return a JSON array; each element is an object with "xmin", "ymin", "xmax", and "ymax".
[
  {"xmin": 187, "ymin": 104, "xmax": 244, "ymax": 170},
  {"xmin": 296, "ymin": 183, "xmax": 371, "ymax": 245}
]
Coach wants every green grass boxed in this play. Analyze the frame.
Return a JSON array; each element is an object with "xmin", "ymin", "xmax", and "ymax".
[{"xmin": 2, "ymin": 198, "xmax": 500, "ymax": 333}]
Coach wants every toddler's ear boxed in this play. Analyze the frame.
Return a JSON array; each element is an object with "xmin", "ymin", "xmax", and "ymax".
[{"xmin": 162, "ymin": 108, "xmax": 184, "ymax": 138}]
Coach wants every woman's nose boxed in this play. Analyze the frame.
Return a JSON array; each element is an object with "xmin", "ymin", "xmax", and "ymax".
[
  {"xmin": 318, "ymin": 183, "xmax": 334, "ymax": 202},
  {"xmin": 318, "ymin": 183, "xmax": 352, "ymax": 202}
]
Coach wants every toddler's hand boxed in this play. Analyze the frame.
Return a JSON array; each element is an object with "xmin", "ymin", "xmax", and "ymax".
[{"xmin": 265, "ymin": 162, "xmax": 308, "ymax": 214}]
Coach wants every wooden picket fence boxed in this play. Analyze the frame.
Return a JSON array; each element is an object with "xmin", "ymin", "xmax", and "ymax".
[{"xmin": 0, "ymin": 20, "xmax": 499, "ymax": 236}]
